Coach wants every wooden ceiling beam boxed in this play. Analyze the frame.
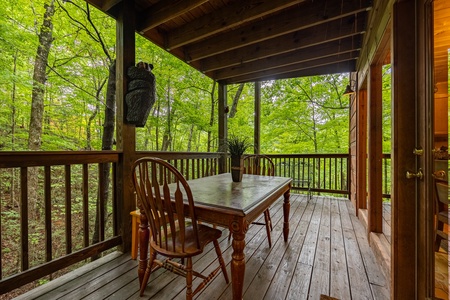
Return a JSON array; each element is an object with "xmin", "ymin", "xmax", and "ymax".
[
  {"xmin": 137, "ymin": 0, "xmax": 209, "ymax": 33},
  {"xmin": 101, "ymin": 0, "xmax": 122, "ymax": 12},
  {"xmin": 165, "ymin": 0, "xmax": 305, "ymax": 50},
  {"xmin": 85, "ymin": 0, "xmax": 122, "ymax": 18},
  {"xmin": 224, "ymin": 58, "xmax": 357, "ymax": 84},
  {"xmin": 211, "ymin": 37, "xmax": 359, "ymax": 81},
  {"xmin": 185, "ymin": 0, "xmax": 371, "ymax": 61},
  {"xmin": 200, "ymin": 14, "xmax": 366, "ymax": 72}
]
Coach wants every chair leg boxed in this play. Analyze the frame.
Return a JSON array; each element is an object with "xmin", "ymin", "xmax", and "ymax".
[
  {"xmin": 264, "ymin": 210, "xmax": 272, "ymax": 248},
  {"xmin": 264, "ymin": 209, "xmax": 273, "ymax": 231},
  {"xmin": 213, "ymin": 239, "xmax": 229, "ymax": 283},
  {"xmin": 140, "ymin": 249, "xmax": 156, "ymax": 296},
  {"xmin": 131, "ymin": 212, "xmax": 139, "ymax": 260},
  {"xmin": 186, "ymin": 258, "xmax": 193, "ymax": 300},
  {"xmin": 435, "ymin": 220, "xmax": 444, "ymax": 252}
]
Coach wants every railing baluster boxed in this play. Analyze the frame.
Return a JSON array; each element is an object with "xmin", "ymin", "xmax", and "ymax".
[
  {"xmin": 65, "ymin": 165, "xmax": 72, "ymax": 254},
  {"xmin": 44, "ymin": 166, "xmax": 52, "ymax": 262},
  {"xmin": 82, "ymin": 164, "xmax": 89, "ymax": 248},
  {"xmin": 112, "ymin": 162, "xmax": 118, "ymax": 236},
  {"xmin": 20, "ymin": 167, "xmax": 29, "ymax": 271},
  {"xmin": 329, "ymin": 157, "xmax": 333, "ymax": 190},
  {"xmin": 98, "ymin": 163, "xmax": 106, "ymax": 242}
]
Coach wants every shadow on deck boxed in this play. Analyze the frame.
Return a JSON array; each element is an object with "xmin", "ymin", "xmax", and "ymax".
[{"xmin": 14, "ymin": 195, "xmax": 390, "ymax": 299}]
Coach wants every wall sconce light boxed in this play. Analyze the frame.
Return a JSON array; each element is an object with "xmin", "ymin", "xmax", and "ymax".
[{"xmin": 342, "ymin": 80, "xmax": 356, "ymax": 96}]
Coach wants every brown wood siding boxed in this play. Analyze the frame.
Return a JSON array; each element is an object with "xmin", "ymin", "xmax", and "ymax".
[{"xmin": 349, "ymin": 84, "xmax": 358, "ymax": 210}]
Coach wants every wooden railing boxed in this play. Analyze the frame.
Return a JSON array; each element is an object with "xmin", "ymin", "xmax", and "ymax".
[
  {"xmin": 0, "ymin": 151, "xmax": 121, "ymax": 293},
  {"xmin": 0, "ymin": 151, "xmax": 392, "ymax": 294},
  {"xmin": 136, "ymin": 151, "xmax": 223, "ymax": 180},
  {"xmin": 266, "ymin": 154, "xmax": 350, "ymax": 195},
  {"xmin": 137, "ymin": 152, "xmax": 351, "ymax": 195},
  {"xmin": 0, "ymin": 151, "xmax": 225, "ymax": 294}
]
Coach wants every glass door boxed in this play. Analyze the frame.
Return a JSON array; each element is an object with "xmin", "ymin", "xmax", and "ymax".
[{"xmin": 433, "ymin": 0, "xmax": 450, "ymax": 298}]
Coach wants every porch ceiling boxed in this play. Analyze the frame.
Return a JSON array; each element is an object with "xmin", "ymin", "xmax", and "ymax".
[{"xmin": 85, "ymin": 0, "xmax": 372, "ymax": 84}]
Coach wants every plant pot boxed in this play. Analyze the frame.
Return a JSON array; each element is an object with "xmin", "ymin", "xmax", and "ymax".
[{"xmin": 231, "ymin": 156, "xmax": 244, "ymax": 182}]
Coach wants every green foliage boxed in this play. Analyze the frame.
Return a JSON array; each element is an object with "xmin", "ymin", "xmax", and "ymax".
[
  {"xmin": 226, "ymin": 135, "xmax": 252, "ymax": 156},
  {"xmin": 382, "ymin": 64, "xmax": 392, "ymax": 153},
  {"xmin": 0, "ymin": 0, "xmax": 353, "ymax": 155}
]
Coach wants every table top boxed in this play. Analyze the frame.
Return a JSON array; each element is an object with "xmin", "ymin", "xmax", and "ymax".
[{"xmin": 186, "ymin": 173, "xmax": 292, "ymax": 214}]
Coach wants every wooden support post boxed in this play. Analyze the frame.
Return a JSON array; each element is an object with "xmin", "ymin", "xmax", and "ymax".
[
  {"xmin": 254, "ymin": 82, "xmax": 261, "ymax": 154},
  {"xmin": 367, "ymin": 63, "xmax": 383, "ymax": 234},
  {"xmin": 116, "ymin": 0, "xmax": 136, "ymax": 253},
  {"xmin": 391, "ymin": 1, "xmax": 418, "ymax": 298},
  {"xmin": 218, "ymin": 82, "xmax": 228, "ymax": 173},
  {"xmin": 356, "ymin": 89, "xmax": 367, "ymax": 211}
]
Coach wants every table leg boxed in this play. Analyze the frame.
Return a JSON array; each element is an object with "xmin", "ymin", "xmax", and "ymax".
[
  {"xmin": 283, "ymin": 188, "xmax": 291, "ymax": 242},
  {"xmin": 138, "ymin": 211, "xmax": 149, "ymax": 285},
  {"xmin": 230, "ymin": 219, "xmax": 248, "ymax": 300}
]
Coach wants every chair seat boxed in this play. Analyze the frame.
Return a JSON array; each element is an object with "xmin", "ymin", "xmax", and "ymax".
[{"xmin": 153, "ymin": 224, "xmax": 223, "ymax": 257}]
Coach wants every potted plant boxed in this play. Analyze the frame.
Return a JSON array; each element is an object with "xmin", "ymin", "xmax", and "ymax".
[{"xmin": 227, "ymin": 135, "xmax": 252, "ymax": 182}]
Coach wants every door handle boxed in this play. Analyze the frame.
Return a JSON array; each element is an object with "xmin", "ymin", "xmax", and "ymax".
[
  {"xmin": 432, "ymin": 170, "xmax": 446, "ymax": 180},
  {"xmin": 406, "ymin": 169, "xmax": 423, "ymax": 180}
]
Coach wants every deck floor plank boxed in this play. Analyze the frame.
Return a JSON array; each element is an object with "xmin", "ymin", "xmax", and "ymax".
[
  {"xmin": 13, "ymin": 195, "xmax": 389, "ymax": 300},
  {"xmin": 245, "ymin": 195, "xmax": 308, "ymax": 299},
  {"xmin": 263, "ymin": 196, "xmax": 312, "ymax": 300},
  {"xmin": 339, "ymin": 198, "xmax": 375, "ymax": 300},
  {"xmin": 282, "ymin": 198, "xmax": 316, "ymax": 300},
  {"xmin": 286, "ymin": 197, "xmax": 324, "ymax": 299},
  {"xmin": 308, "ymin": 197, "xmax": 331, "ymax": 299},
  {"xmin": 217, "ymin": 198, "xmax": 303, "ymax": 300},
  {"xmin": 329, "ymin": 197, "xmax": 351, "ymax": 300},
  {"xmin": 347, "ymin": 201, "xmax": 387, "ymax": 288}
]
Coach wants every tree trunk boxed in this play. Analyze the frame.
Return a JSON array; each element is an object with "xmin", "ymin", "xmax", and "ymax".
[
  {"xmin": 91, "ymin": 61, "xmax": 116, "ymax": 253},
  {"xmin": 162, "ymin": 79, "xmax": 172, "ymax": 151},
  {"xmin": 27, "ymin": 0, "xmax": 55, "ymax": 218},
  {"xmin": 207, "ymin": 81, "xmax": 216, "ymax": 152},
  {"xmin": 156, "ymin": 98, "xmax": 161, "ymax": 150},
  {"xmin": 187, "ymin": 124, "xmax": 194, "ymax": 151},
  {"xmin": 28, "ymin": 0, "xmax": 55, "ymax": 151},
  {"xmin": 86, "ymin": 79, "xmax": 105, "ymax": 150},
  {"xmin": 10, "ymin": 50, "xmax": 18, "ymax": 207},
  {"xmin": 228, "ymin": 83, "xmax": 244, "ymax": 118}
]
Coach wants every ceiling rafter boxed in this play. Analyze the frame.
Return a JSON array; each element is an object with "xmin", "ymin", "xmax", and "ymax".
[
  {"xmin": 137, "ymin": 0, "xmax": 209, "ymax": 33},
  {"xmin": 200, "ymin": 14, "xmax": 366, "ymax": 73},
  {"xmin": 226, "ymin": 57, "xmax": 357, "ymax": 84},
  {"xmin": 211, "ymin": 36, "xmax": 360, "ymax": 81},
  {"xmin": 84, "ymin": 0, "xmax": 373, "ymax": 83},
  {"xmin": 184, "ymin": 0, "xmax": 371, "ymax": 62},
  {"xmin": 164, "ymin": 0, "xmax": 306, "ymax": 50}
]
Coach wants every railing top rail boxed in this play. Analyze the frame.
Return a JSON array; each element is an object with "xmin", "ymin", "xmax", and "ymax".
[
  {"xmin": 136, "ymin": 151, "xmax": 224, "ymax": 160},
  {"xmin": 265, "ymin": 153, "xmax": 349, "ymax": 158},
  {"xmin": 0, "ymin": 151, "xmax": 120, "ymax": 168}
]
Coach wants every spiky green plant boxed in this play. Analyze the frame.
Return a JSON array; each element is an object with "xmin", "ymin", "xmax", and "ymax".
[{"xmin": 227, "ymin": 135, "xmax": 252, "ymax": 156}]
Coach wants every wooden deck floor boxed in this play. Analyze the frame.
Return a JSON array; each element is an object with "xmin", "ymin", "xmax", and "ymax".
[{"xmin": 15, "ymin": 195, "xmax": 390, "ymax": 300}]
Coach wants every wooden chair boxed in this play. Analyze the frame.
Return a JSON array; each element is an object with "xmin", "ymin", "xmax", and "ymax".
[
  {"xmin": 229, "ymin": 154, "xmax": 275, "ymax": 247},
  {"xmin": 434, "ymin": 179, "xmax": 449, "ymax": 252},
  {"xmin": 132, "ymin": 157, "xmax": 229, "ymax": 299}
]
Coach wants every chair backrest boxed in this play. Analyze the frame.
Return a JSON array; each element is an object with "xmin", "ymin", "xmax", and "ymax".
[
  {"xmin": 435, "ymin": 180, "xmax": 449, "ymax": 206},
  {"xmin": 243, "ymin": 154, "xmax": 275, "ymax": 176},
  {"xmin": 132, "ymin": 157, "xmax": 200, "ymax": 254}
]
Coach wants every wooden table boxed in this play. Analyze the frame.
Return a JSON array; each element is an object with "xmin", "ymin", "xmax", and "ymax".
[{"xmin": 138, "ymin": 173, "xmax": 292, "ymax": 300}]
